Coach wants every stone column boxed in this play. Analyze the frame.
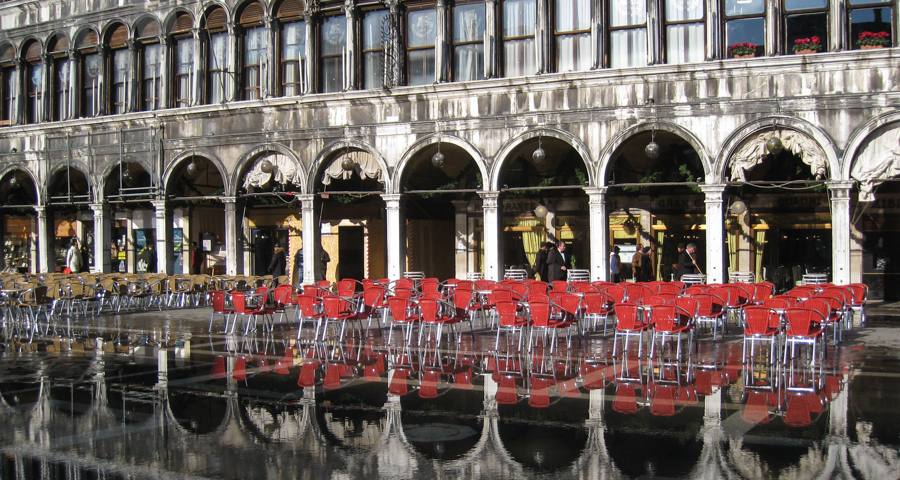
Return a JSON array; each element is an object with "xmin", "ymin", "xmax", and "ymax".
[
  {"xmin": 227, "ymin": 22, "xmax": 238, "ymax": 102},
  {"xmin": 479, "ymin": 191, "xmax": 501, "ymax": 281},
  {"xmin": 301, "ymin": 194, "xmax": 317, "ymax": 284},
  {"xmin": 91, "ymin": 203, "xmax": 111, "ymax": 273},
  {"xmin": 435, "ymin": 0, "xmax": 450, "ymax": 83},
  {"xmin": 452, "ymin": 200, "xmax": 469, "ymax": 280},
  {"xmin": 12, "ymin": 58, "xmax": 23, "ymax": 125},
  {"xmin": 701, "ymin": 184, "xmax": 725, "ymax": 284},
  {"xmin": 35, "ymin": 205, "xmax": 52, "ymax": 273},
  {"xmin": 484, "ymin": 0, "xmax": 497, "ymax": 78},
  {"xmin": 40, "ymin": 54, "xmax": 52, "ymax": 122},
  {"xmin": 152, "ymin": 199, "xmax": 170, "ymax": 274},
  {"xmin": 67, "ymin": 50, "xmax": 78, "ymax": 119},
  {"xmin": 98, "ymin": 45, "xmax": 109, "ymax": 115},
  {"xmin": 585, "ymin": 187, "xmax": 608, "ymax": 281},
  {"xmin": 158, "ymin": 36, "xmax": 169, "ymax": 109},
  {"xmin": 127, "ymin": 40, "xmax": 138, "ymax": 112},
  {"xmin": 223, "ymin": 196, "xmax": 243, "ymax": 275},
  {"xmin": 344, "ymin": 1, "xmax": 357, "ymax": 90},
  {"xmin": 383, "ymin": 193, "xmax": 405, "ymax": 280},
  {"xmin": 536, "ymin": 0, "xmax": 550, "ymax": 73},
  {"xmin": 829, "ymin": 181, "xmax": 852, "ymax": 285},
  {"xmin": 303, "ymin": 12, "xmax": 315, "ymax": 94},
  {"xmin": 191, "ymin": 28, "xmax": 202, "ymax": 105},
  {"xmin": 263, "ymin": 15, "xmax": 275, "ymax": 98}
]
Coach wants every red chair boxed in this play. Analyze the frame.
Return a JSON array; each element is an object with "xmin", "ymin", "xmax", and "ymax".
[
  {"xmin": 210, "ymin": 355, "xmax": 227, "ymax": 379},
  {"xmin": 528, "ymin": 299, "xmax": 577, "ymax": 353},
  {"xmin": 231, "ymin": 291, "xmax": 274, "ymax": 335},
  {"xmin": 742, "ymin": 306, "xmax": 782, "ymax": 364},
  {"xmin": 752, "ymin": 282, "xmax": 775, "ymax": 304},
  {"xmin": 637, "ymin": 295, "xmax": 667, "ymax": 307},
  {"xmin": 271, "ymin": 284, "xmax": 295, "ymax": 327},
  {"xmin": 692, "ymin": 292, "xmax": 727, "ymax": 340},
  {"xmin": 452, "ymin": 287, "xmax": 484, "ymax": 334},
  {"xmin": 550, "ymin": 280, "xmax": 569, "ymax": 292},
  {"xmin": 528, "ymin": 281, "xmax": 549, "ymax": 296},
  {"xmin": 802, "ymin": 297, "xmax": 842, "ymax": 344},
  {"xmin": 295, "ymin": 294, "xmax": 325, "ymax": 341},
  {"xmin": 321, "ymin": 295, "xmax": 361, "ymax": 342},
  {"xmin": 846, "ymin": 283, "xmax": 868, "ymax": 326},
  {"xmin": 657, "ymin": 283, "xmax": 683, "ymax": 295},
  {"xmin": 418, "ymin": 297, "xmax": 462, "ymax": 347},
  {"xmin": 494, "ymin": 300, "xmax": 529, "ymax": 351},
  {"xmin": 624, "ymin": 283, "xmax": 654, "ymax": 303},
  {"xmin": 612, "ymin": 302, "xmax": 649, "ymax": 358},
  {"xmin": 648, "ymin": 304, "xmax": 694, "ymax": 358},
  {"xmin": 783, "ymin": 307, "xmax": 826, "ymax": 365},
  {"xmin": 208, "ymin": 290, "xmax": 235, "ymax": 333},
  {"xmin": 386, "ymin": 297, "xmax": 420, "ymax": 345},
  {"xmin": 359, "ymin": 285, "xmax": 387, "ymax": 332},
  {"xmin": 582, "ymin": 291, "xmax": 615, "ymax": 335},
  {"xmin": 602, "ymin": 285, "xmax": 627, "ymax": 303}
]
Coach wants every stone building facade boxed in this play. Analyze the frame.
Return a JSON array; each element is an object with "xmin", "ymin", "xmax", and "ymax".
[{"xmin": 0, "ymin": 0, "xmax": 898, "ymax": 296}]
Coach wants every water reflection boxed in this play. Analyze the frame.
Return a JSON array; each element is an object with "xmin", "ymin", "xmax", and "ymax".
[{"xmin": 0, "ymin": 320, "xmax": 897, "ymax": 479}]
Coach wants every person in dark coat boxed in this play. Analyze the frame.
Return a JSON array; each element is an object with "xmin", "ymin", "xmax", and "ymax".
[
  {"xmin": 672, "ymin": 243, "xmax": 686, "ymax": 281},
  {"xmin": 533, "ymin": 242, "xmax": 551, "ymax": 281},
  {"xmin": 546, "ymin": 241, "xmax": 572, "ymax": 282},
  {"xmin": 640, "ymin": 246, "xmax": 653, "ymax": 282},
  {"xmin": 293, "ymin": 247, "xmax": 304, "ymax": 285},
  {"xmin": 267, "ymin": 245, "xmax": 286, "ymax": 277},
  {"xmin": 677, "ymin": 243, "xmax": 700, "ymax": 278},
  {"xmin": 190, "ymin": 241, "xmax": 204, "ymax": 275}
]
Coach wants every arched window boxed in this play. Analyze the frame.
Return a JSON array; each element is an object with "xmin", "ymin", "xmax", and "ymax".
[
  {"xmin": 453, "ymin": 1, "xmax": 485, "ymax": 81},
  {"xmin": 77, "ymin": 29, "xmax": 101, "ymax": 117},
  {"xmin": 665, "ymin": 0, "xmax": 705, "ymax": 63},
  {"xmin": 49, "ymin": 35, "xmax": 71, "ymax": 121},
  {"xmin": 554, "ymin": 0, "xmax": 591, "ymax": 72},
  {"xmin": 136, "ymin": 17, "xmax": 162, "ymax": 111},
  {"xmin": 277, "ymin": 0, "xmax": 306, "ymax": 96},
  {"xmin": 407, "ymin": 7, "xmax": 436, "ymax": 85},
  {"xmin": 171, "ymin": 12, "xmax": 195, "ymax": 108},
  {"xmin": 205, "ymin": 7, "xmax": 229, "ymax": 104},
  {"xmin": 0, "ymin": 44, "xmax": 15, "ymax": 125},
  {"xmin": 107, "ymin": 23, "xmax": 130, "ymax": 114},
  {"xmin": 362, "ymin": 8, "xmax": 388, "ymax": 89},
  {"xmin": 320, "ymin": 12, "xmax": 346, "ymax": 93},
  {"xmin": 23, "ymin": 40, "xmax": 42, "ymax": 124},
  {"xmin": 239, "ymin": 2, "xmax": 266, "ymax": 100},
  {"xmin": 502, "ymin": 0, "xmax": 536, "ymax": 77}
]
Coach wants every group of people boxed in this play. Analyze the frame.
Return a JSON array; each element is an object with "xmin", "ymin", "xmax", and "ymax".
[
  {"xmin": 267, "ymin": 244, "xmax": 330, "ymax": 283},
  {"xmin": 532, "ymin": 241, "xmax": 573, "ymax": 282},
  {"xmin": 608, "ymin": 241, "xmax": 701, "ymax": 282}
]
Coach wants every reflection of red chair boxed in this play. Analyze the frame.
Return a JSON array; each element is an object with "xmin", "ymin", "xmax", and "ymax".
[
  {"xmin": 274, "ymin": 348, "xmax": 293, "ymax": 374},
  {"xmin": 613, "ymin": 383, "xmax": 640, "ymax": 414},
  {"xmin": 784, "ymin": 392, "xmax": 824, "ymax": 427},
  {"xmin": 496, "ymin": 376, "xmax": 521, "ymax": 405},
  {"xmin": 297, "ymin": 362, "xmax": 320, "ymax": 387},
  {"xmin": 742, "ymin": 391, "xmax": 776, "ymax": 424},
  {"xmin": 419, "ymin": 370, "xmax": 441, "ymax": 398},
  {"xmin": 233, "ymin": 357, "xmax": 247, "ymax": 381},
  {"xmin": 211, "ymin": 355, "xmax": 227, "ymax": 379},
  {"xmin": 454, "ymin": 367, "xmax": 474, "ymax": 390},
  {"xmin": 650, "ymin": 384, "xmax": 676, "ymax": 416},
  {"xmin": 389, "ymin": 369, "xmax": 412, "ymax": 396},
  {"xmin": 527, "ymin": 377, "xmax": 554, "ymax": 408}
]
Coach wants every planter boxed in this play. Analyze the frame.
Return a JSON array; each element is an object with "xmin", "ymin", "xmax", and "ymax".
[
  {"xmin": 794, "ymin": 48, "xmax": 817, "ymax": 54},
  {"xmin": 733, "ymin": 53, "xmax": 756, "ymax": 58},
  {"xmin": 860, "ymin": 44, "xmax": 885, "ymax": 50}
]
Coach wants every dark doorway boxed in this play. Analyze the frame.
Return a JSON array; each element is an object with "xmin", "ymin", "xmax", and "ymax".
[
  {"xmin": 252, "ymin": 228, "xmax": 288, "ymax": 276},
  {"xmin": 339, "ymin": 226, "xmax": 365, "ymax": 280}
]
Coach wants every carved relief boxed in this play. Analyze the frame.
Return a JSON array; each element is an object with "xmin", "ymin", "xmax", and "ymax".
[{"xmin": 729, "ymin": 130, "xmax": 827, "ymax": 182}]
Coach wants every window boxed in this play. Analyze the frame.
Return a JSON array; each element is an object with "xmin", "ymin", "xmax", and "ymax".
[
  {"xmin": 453, "ymin": 3, "xmax": 485, "ymax": 82},
  {"xmin": 724, "ymin": 0, "xmax": 765, "ymax": 57},
  {"xmin": 141, "ymin": 43, "xmax": 162, "ymax": 110},
  {"xmin": 503, "ymin": 0, "xmax": 536, "ymax": 77},
  {"xmin": 362, "ymin": 9, "xmax": 389, "ymax": 89},
  {"xmin": 277, "ymin": 0, "xmax": 306, "ymax": 96},
  {"xmin": 320, "ymin": 14, "xmax": 346, "ymax": 93},
  {"xmin": 849, "ymin": 0, "xmax": 893, "ymax": 50},
  {"xmin": 206, "ymin": 7, "xmax": 229, "ymax": 104},
  {"xmin": 555, "ymin": 0, "xmax": 591, "ymax": 72},
  {"xmin": 24, "ymin": 41, "xmax": 42, "ymax": 124},
  {"xmin": 53, "ymin": 56, "xmax": 70, "ymax": 121},
  {"xmin": 81, "ymin": 52, "xmax": 100, "ymax": 117},
  {"xmin": 0, "ymin": 63, "xmax": 14, "ymax": 125},
  {"xmin": 784, "ymin": 0, "xmax": 828, "ymax": 53},
  {"xmin": 666, "ymin": 0, "xmax": 705, "ymax": 63},
  {"xmin": 240, "ymin": 3, "xmax": 266, "ymax": 100},
  {"xmin": 407, "ymin": 8, "xmax": 436, "ymax": 86},
  {"xmin": 108, "ymin": 24, "xmax": 130, "ymax": 114},
  {"xmin": 174, "ymin": 37, "xmax": 194, "ymax": 107},
  {"xmin": 610, "ymin": 0, "xmax": 648, "ymax": 68}
]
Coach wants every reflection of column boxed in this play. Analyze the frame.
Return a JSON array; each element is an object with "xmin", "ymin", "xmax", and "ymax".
[
  {"xmin": 91, "ymin": 203, "xmax": 110, "ymax": 273},
  {"xmin": 829, "ymin": 181, "xmax": 852, "ymax": 285},
  {"xmin": 701, "ymin": 184, "xmax": 725, "ymax": 284},
  {"xmin": 383, "ymin": 194, "xmax": 405, "ymax": 280},
  {"xmin": 152, "ymin": 199, "xmax": 170, "ymax": 273},
  {"xmin": 35, "ymin": 205, "xmax": 52, "ymax": 273},
  {"xmin": 452, "ymin": 200, "xmax": 469, "ymax": 279},
  {"xmin": 223, "ymin": 196, "xmax": 243, "ymax": 275},
  {"xmin": 301, "ymin": 195, "xmax": 317, "ymax": 284},
  {"xmin": 157, "ymin": 347, "xmax": 168, "ymax": 389},
  {"xmin": 480, "ymin": 191, "xmax": 501, "ymax": 281},
  {"xmin": 585, "ymin": 187, "xmax": 608, "ymax": 281}
]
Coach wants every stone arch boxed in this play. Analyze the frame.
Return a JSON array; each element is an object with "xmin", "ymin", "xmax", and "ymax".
[
  {"xmin": 308, "ymin": 140, "xmax": 392, "ymax": 194},
  {"xmin": 46, "ymin": 161, "xmax": 94, "ymax": 202},
  {"xmin": 72, "ymin": 26, "xmax": 100, "ymax": 49},
  {"xmin": 598, "ymin": 120, "xmax": 712, "ymax": 185},
  {"xmin": 132, "ymin": 14, "xmax": 162, "ymax": 39},
  {"xmin": 0, "ymin": 164, "xmax": 41, "ymax": 206},
  {"xmin": 233, "ymin": 142, "xmax": 307, "ymax": 195},
  {"xmin": 235, "ymin": 0, "xmax": 270, "ymax": 19},
  {"xmin": 18, "ymin": 37, "xmax": 43, "ymax": 62},
  {"xmin": 201, "ymin": 2, "xmax": 234, "ymax": 27},
  {"xmin": 843, "ymin": 110, "xmax": 900, "ymax": 177},
  {"xmin": 392, "ymin": 134, "xmax": 488, "ymax": 194},
  {"xmin": 163, "ymin": 8, "xmax": 197, "ymax": 33},
  {"xmin": 100, "ymin": 19, "xmax": 132, "ymax": 44},
  {"xmin": 163, "ymin": 147, "xmax": 231, "ymax": 196},
  {"xmin": 490, "ymin": 128, "xmax": 593, "ymax": 191},
  {"xmin": 44, "ymin": 31, "xmax": 70, "ymax": 53},
  {"xmin": 715, "ymin": 116, "xmax": 840, "ymax": 183}
]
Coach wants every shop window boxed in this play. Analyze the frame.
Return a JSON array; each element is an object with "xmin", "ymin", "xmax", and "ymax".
[
  {"xmin": 407, "ymin": 8, "xmax": 437, "ymax": 86},
  {"xmin": 320, "ymin": 14, "xmax": 346, "ymax": 93},
  {"xmin": 849, "ymin": 0, "xmax": 893, "ymax": 50},
  {"xmin": 784, "ymin": 0, "xmax": 828, "ymax": 53},
  {"xmin": 362, "ymin": 9, "xmax": 389, "ymax": 89},
  {"xmin": 666, "ymin": 0, "xmax": 705, "ymax": 63},
  {"xmin": 555, "ymin": 0, "xmax": 591, "ymax": 72},
  {"xmin": 453, "ymin": 2, "xmax": 485, "ymax": 82},
  {"xmin": 503, "ymin": 0, "xmax": 536, "ymax": 77},
  {"xmin": 724, "ymin": 0, "xmax": 765, "ymax": 57},
  {"xmin": 610, "ymin": 0, "xmax": 648, "ymax": 68}
]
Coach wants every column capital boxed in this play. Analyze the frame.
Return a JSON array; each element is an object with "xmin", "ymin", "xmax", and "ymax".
[
  {"xmin": 826, "ymin": 180, "xmax": 855, "ymax": 194},
  {"xmin": 89, "ymin": 202, "xmax": 107, "ymax": 212},
  {"xmin": 381, "ymin": 193, "xmax": 403, "ymax": 208},
  {"xmin": 700, "ymin": 184, "xmax": 726, "ymax": 203},
  {"xmin": 150, "ymin": 199, "xmax": 168, "ymax": 209},
  {"xmin": 222, "ymin": 195, "xmax": 238, "ymax": 205},
  {"xmin": 583, "ymin": 186, "xmax": 608, "ymax": 199},
  {"xmin": 478, "ymin": 190, "xmax": 500, "ymax": 208},
  {"xmin": 33, "ymin": 205, "xmax": 47, "ymax": 214}
]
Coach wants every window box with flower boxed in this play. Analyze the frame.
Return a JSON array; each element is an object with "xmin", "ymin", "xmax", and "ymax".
[
  {"xmin": 857, "ymin": 31, "xmax": 891, "ymax": 50},
  {"xmin": 793, "ymin": 36, "xmax": 823, "ymax": 54},
  {"xmin": 728, "ymin": 42, "xmax": 759, "ymax": 58}
]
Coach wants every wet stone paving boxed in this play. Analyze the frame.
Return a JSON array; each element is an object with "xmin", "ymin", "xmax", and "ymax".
[{"xmin": 0, "ymin": 305, "xmax": 898, "ymax": 479}]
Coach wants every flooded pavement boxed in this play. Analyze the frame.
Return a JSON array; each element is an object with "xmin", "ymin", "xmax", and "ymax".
[{"xmin": 0, "ymin": 307, "xmax": 898, "ymax": 479}]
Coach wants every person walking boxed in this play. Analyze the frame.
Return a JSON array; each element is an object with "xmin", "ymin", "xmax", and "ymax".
[
  {"xmin": 65, "ymin": 239, "xmax": 82, "ymax": 274},
  {"xmin": 533, "ymin": 242, "xmax": 550, "ymax": 281},
  {"xmin": 267, "ymin": 245, "xmax": 286, "ymax": 277},
  {"xmin": 631, "ymin": 243, "xmax": 643, "ymax": 281},
  {"xmin": 190, "ymin": 241, "xmax": 204, "ymax": 275},
  {"xmin": 293, "ymin": 246, "xmax": 304, "ymax": 285},
  {"xmin": 640, "ymin": 246, "xmax": 653, "ymax": 282},
  {"xmin": 317, "ymin": 249, "xmax": 331, "ymax": 282},
  {"xmin": 609, "ymin": 246, "xmax": 622, "ymax": 283}
]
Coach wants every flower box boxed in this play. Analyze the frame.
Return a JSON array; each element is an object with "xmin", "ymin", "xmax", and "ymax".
[
  {"xmin": 857, "ymin": 31, "xmax": 890, "ymax": 48},
  {"xmin": 792, "ymin": 36, "xmax": 823, "ymax": 53},
  {"xmin": 728, "ymin": 42, "xmax": 759, "ymax": 58},
  {"xmin": 794, "ymin": 48, "xmax": 817, "ymax": 54},
  {"xmin": 860, "ymin": 44, "xmax": 884, "ymax": 50}
]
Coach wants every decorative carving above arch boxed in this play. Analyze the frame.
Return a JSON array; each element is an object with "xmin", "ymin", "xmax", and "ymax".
[
  {"xmin": 729, "ymin": 130, "xmax": 827, "ymax": 182},
  {"xmin": 851, "ymin": 127, "xmax": 900, "ymax": 202},
  {"xmin": 242, "ymin": 153, "xmax": 304, "ymax": 189},
  {"xmin": 321, "ymin": 150, "xmax": 383, "ymax": 185}
]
